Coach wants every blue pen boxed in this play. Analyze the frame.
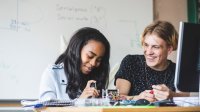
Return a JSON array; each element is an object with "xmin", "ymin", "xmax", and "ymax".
[
  {"xmin": 34, "ymin": 104, "xmax": 44, "ymax": 108},
  {"xmin": 24, "ymin": 103, "xmax": 44, "ymax": 108}
]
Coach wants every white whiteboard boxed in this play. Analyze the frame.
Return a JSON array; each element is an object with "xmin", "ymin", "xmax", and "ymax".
[{"xmin": 0, "ymin": 0, "xmax": 153, "ymax": 100}]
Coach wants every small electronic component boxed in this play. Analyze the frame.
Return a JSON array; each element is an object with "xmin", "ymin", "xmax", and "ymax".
[
  {"xmin": 107, "ymin": 89, "xmax": 119, "ymax": 100},
  {"xmin": 149, "ymin": 90, "xmax": 154, "ymax": 94},
  {"xmin": 90, "ymin": 82, "xmax": 96, "ymax": 89}
]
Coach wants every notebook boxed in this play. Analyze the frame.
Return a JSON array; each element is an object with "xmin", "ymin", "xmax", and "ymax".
[{"xmin": 21, "ymin": 99, "xmax": 74, "ymax": 108}]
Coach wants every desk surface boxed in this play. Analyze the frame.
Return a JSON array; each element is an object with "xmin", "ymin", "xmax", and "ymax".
[{"xmin": 35, "ymin": 106, "xmax": 200, "ymax": 112}]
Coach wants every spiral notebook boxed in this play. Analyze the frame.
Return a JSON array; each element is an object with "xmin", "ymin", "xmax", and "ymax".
[{"xmin": 21, "ymin": 99, "xmax": 74, "ymax": 108}]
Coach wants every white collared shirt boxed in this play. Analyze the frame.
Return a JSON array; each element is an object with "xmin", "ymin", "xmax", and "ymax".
[{"xmin": 39, "ymin": 63, "xmax": 70, "ymax": 100}]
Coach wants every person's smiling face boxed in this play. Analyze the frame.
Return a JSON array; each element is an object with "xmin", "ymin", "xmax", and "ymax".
[
  {"xmin": 80, "ymin": 40, "xmax": 105, "ymax": 75},
  {"xmin": 143, "ymin": 33, "xmax": 173, "ymax": 71}
]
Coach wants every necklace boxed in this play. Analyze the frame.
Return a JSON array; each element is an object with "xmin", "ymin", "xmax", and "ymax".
[{"xmin": 144, "ymin": 61, "xmax": 169, "ymax": 90}]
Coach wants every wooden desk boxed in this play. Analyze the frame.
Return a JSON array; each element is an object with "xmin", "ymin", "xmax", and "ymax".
[
  {"xmin": 0, "ymin": 101, "xmax": 21, "ymax": 107},
  {"xmin": 35, "ymin": 106, "xmax": 200, "ymax": 112}
]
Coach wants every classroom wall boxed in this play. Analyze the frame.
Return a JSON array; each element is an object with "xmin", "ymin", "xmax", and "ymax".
[
  {"xmin": 154, "ymin": 0, "xmax": 188, "ymax": 29},
  {"xmin": 154, "ymin": 0, "xmax": 188, "ymax": 62}
]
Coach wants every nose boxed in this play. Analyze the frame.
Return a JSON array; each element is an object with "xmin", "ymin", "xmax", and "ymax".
[
  {"xmin": 90, "ymin": 59, "xmax": 97, "ymax": 67},
  {"xmin": 145, "ymin": 46, "xmax": 153, "ymax": 55}
]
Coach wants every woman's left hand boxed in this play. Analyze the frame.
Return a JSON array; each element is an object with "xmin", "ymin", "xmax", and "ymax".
[{"xmin": 152, "ymin": 84, "xmax": 174, "ymax": 101}]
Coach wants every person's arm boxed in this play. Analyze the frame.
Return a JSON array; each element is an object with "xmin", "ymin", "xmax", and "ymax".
[
  {"xmin": 173, "ymin": 90, "xmax": 190, "ymax": 97},
  {"xmin": 116, "ymin": 78, "xmax": 131, "ymax": 96},
  {"xmin": 116, "ymin": 78, "xmax": 136, "ymax": 100},
  {"xmin": 116, "ymin": 78, "xmax": 155, "ymax": 102},
  {"xmin": 114, "ymin": 55, "xmax": 133, "ymax": 99},
  {"xmin": 152, "ymin": 84, "xmax": 189, "ymax": 101}
]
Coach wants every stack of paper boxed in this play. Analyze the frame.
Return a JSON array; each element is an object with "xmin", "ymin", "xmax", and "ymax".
[{"xmin": 173, "ymin": 97, "xmax": 199, "ymax": 106}]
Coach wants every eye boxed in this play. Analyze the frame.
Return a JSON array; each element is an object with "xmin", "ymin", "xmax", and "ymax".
[
  {"xmin": 87, "ymin": 54, "xmax": 94, "ymax": 59},
  {"xmin": 96, "ymin": 58, "xmax": 102, "ymax": 63},
  {"xmin": 152, "ymin": 46, "xmax": 160, "ymax": 49},
  {"xmin": 143, "ymin": 43, "xmax": 148, "ymax": 49},
  {"xmin": 143, "ymin": 43, "xmax": 149, "ymax": 47}
]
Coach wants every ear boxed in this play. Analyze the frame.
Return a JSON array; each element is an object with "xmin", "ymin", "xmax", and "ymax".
[{"xmin": 167, "ymin": 45, "xmax": 173, "ymax": 55}]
